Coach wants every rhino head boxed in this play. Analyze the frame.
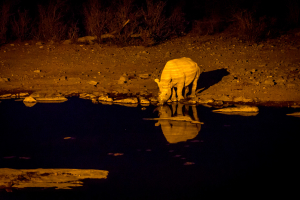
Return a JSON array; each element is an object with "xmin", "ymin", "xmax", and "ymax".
[{"xmin": 155, "ymin": 79, "xmax": 172, "ymax": 104}]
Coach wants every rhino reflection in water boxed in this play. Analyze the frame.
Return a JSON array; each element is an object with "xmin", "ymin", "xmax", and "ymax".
[{"xmin": 155, "ymin": 103, "xmax": 201, "ymax": 144}]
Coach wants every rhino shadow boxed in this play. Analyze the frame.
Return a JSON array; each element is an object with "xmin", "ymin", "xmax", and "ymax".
[
  {"xmin": 197, "ymin": 68, "xmax": 230, "ymax": 93},
  {"xmin": 154, "ymin": 103, "xmax": 201, "ymax": 144}
]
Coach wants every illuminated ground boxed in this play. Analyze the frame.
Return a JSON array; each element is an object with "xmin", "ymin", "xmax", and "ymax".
[{"xmin": 1, "ymin": 32, "xmax": 300, "ymax": 102}]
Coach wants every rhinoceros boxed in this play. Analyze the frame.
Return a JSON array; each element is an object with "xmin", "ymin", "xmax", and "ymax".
[{"xmin": 155, "ymin": 57, "xmax": 200, "ymax": 104}]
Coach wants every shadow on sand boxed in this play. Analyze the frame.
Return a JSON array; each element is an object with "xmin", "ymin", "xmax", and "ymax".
[{"xmin": 197, "ymin": 68, "xmax": 230, "ymax": 93}]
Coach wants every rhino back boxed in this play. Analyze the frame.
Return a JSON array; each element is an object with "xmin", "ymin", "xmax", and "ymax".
[{"xmin": 161, "ymin": 57, "xmax": 199, "ymax": 86}]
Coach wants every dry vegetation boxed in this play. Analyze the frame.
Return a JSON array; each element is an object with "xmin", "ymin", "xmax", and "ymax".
[{"xmin": 0, "ymin": 0, "xmax": 299, "ymax": 46}]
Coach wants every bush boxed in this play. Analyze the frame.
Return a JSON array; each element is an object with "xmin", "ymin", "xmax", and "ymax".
[
  {"xmin": 83, "ymin": 0, "xmax": 110, "ymax": 39},
  {"xmin": 232, "ymin": 9, "xmax": 268, "ymax": 42},
  {"xmin": 82, "ymin": 0, "xmax": 186, "ymax": 46},
  {"xmin": 286, "ymin": 0, "xmax": 300, "ymax": 27},
  {"xmin": 191, "ymin": 15, "xmax": 226, "ymax": 36},
  {"xmin": 141, "ymin": 0, "xmax": 186, "ymax": 45},
  {"xmin": 0, "ymin": 1, "xmax": 11, "ymax": 44},
  {"xmin": 108, "ymin": 0, "xmax": 142, "ymax": 45},
  {"xmin": 11, "ymin": 9, "xmax": 32, "ymax": 41},
  {"xmin": 34, "ymin": 0, "xmax": 69, "ymax": 41}
]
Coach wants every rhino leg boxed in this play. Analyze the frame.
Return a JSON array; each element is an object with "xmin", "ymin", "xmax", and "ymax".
[
  {"xmin": 176, "ymin": 82, "xmax": 185, "ymax": 101},
  {"xmin": 189, "ymin": 70, "xmax": 200, "ymax": 97},
  {"xmin": 184, "ymin": 86, "xmax": 189, "ymax": 98},
  {"xmin": 171, "ymin": 87, "xmax": 177, "ymax": 101}
]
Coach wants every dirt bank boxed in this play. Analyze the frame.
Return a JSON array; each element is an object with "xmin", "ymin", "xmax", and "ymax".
[{"xmin": 1, "ymin": 32, "xmax": 300, "ymax": 104}]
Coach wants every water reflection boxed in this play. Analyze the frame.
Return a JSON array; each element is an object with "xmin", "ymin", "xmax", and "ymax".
[{"xmin": 154, "ymin": 103, "xmax": 202, "ymax": 143}]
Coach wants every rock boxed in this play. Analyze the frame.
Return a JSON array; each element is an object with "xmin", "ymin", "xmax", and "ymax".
[
  {"xmin": 48, "ymin": 40, "xmax": 54, "ymax": 45},
  {"xmin": 258, "ymin": 64, "xmax": 267, "ymax": 67},
  {"xmin": 0, "ymin": 77, "xmax": 10, "ymax": 82},
  {"xmin": 98, "ymin": 95, "xmax": 113, "ymax": 102},
  {"xmin": 30, "ymin": 92, "xmax": 45, "ymax": 98},
  {"xmin": 186, "ymin": 99, "xmax": 197, "ymax": 104},
  {"xmin": 287, "ymin": 83, "xmax": 296, "ymax": 88},
  {"xmin": 258, "ymin": 44, "xmax": 264, "ymax": 48},
  {"xmin": 139, "ymin": 97, "xmax": 150, "ymax": 104},
  {"xmin": 23, "ymin": 96, "xmax": 37, "ymax": 103},
  {"xmin": 233, "ymin": 96, "xmax": 253, "ymax": 103},
  {"xmin": 286, "ymin": 112, "xmax": 300, "ymax": 116},
  {"xmin": 100, "ymin": 33, "xmax": 115, "ymax": 39},
  {"xmin": 165, "ymin": 51, "xmax": 171, "ymax": 58},
  {"xmin": 91, "ymin": 98, "xmax": 98, "ymax": 104},
  {"xmin": 263, "ymin": 79, "xmax": 275, "ymax": 85},
  {"xmin": 138, "ymin": 74, "xmax": 150, "ymax": 79},
  {"xmin": 118, "ymin": 76, "xmax": 128, "ymax": 84},
  {"xmin": 88, "ymin": 80, "xmax": 98, "ymax": 86},
  {"xmin": 19, "ymin": 93, "xmax": 29, "ymax": 97},
  {"xmin": 35, "ymin": 96, "xmax": 68, "ymax": 102},
  {"xmin": 23, "ymin": 101, "xmax": 37, "ymax": 107},
  {"xmin": 113, "ymin": 98, "xmax": 138, "ymax": 104},
  {"xmin": 36, "ymin": 41, "xmax": 42, "ymax": 46},
  {"xmin": 197, "ymin": 98, "xmax": 214, "ymax": 104},
  {"xmin": 213, "ymin": 100, "xmax": 223, "ymax": 105},
  {"xmin": 59, "ymin": 76, "xmax": 67, "ymax": 81},
  {"xmin": 79, "ymin": 93, "xmax": 89, "ymax": 99},
  {"xmin": 62, "ymin": 39, "xmax": 72, "ymax": 45},
  {"xmin": 92, "ymin": 92, "xmax": 102, "ymax": 96},
  {"xmin": 78, "ymin": 36, "xmax": 97, "ymax": 43},
  {"xmin": 0, "ymin": 168, "xmax": 108, "ymax": 189},
  {"xmin": 0, "ymin": 94, "xmax": 11, "ymax": 98},
  {"xmin": 86, "ymin": 93, "xmax": 97, "ymax": 99},
  {"xmin": 275, "ymin": 78, "xmax": 286, "ymax": 85},
  {"xmin": 34, "ymin": 70, "xmax": 41, "ymax": 73},
  {"xmin": 68, "ymin": 77, "xmax": 81, "ymax": 83},
  {"xmin": 213, "ymin": 105, "xmax": 259, "ymax": 113},
  {"xmin": 149, "ymin": 97, "xmax": 158, "ymax": 102},
  {"xmin": 216, "ymin": 95, "xmax": 232, "ymax": 101}
]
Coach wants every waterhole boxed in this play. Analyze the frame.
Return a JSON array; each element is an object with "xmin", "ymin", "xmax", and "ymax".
[{"xmin": 0, "ymin": 98, "xmax": 297, "ymax": 199}]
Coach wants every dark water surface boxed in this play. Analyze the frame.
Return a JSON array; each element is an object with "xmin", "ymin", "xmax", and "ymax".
[{"xmin": 0, "ymin": 98, "xmax": 298, "ymax": 199}]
